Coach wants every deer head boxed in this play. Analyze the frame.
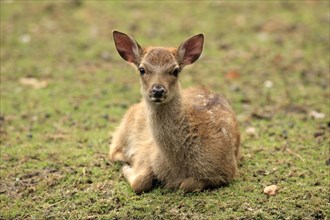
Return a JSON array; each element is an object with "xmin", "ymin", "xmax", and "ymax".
[{"xmin": 113, "ymin": 31, "xmax": 204, "ymax": 104}]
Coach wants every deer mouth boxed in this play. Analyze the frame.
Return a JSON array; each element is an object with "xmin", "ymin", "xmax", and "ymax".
[{"xmin": 150, "ymin": 96, "xmax": 166, "ymax": 103}]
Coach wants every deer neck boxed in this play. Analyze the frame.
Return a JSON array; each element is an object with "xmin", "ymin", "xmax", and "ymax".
[{"xmin": 145, "ymin": 93, "xmax": 186, "ymax": 152}]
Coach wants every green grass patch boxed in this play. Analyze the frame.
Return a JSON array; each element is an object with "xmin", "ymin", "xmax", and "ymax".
[{"xmin": 1, "ymin": 1, "xmax": 329, "ymax": 219}]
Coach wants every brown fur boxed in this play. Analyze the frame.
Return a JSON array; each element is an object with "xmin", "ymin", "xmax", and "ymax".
[{"xmin": 110, "ymin": 31, "xmax": 240, "ymax": 193}]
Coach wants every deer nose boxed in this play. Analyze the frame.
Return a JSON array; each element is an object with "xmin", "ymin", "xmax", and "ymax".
[{"xmin": 151, "ymin": 85, "xmax": 165, "ymax": 98}]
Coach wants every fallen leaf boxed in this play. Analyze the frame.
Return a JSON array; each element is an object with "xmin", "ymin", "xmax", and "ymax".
[
  {"xmin": 235, "ymin": 15, "xmax": 246, "ymax": 26},
  {"xmin": 309, "ymin": 110, "xmax": 325, "ymax": 119},
  {"xmin": 257, "ymin": 32, "xmax": 269, "ymax": 42},
  {"xmin": 225, "ymin": 70, "xmax": 240, "ymax": 80},
  {"xmin": 245, "ymin": 127, "xmax": 257, "ymax": 137},
  {"xmin": 263, "ymin": 185, "xmax": 278, "ymax": 196},
  {"xmin": 264, "ymin": 80, "xmax": 273, "ymax": 89},
  {"xmin": 261, "ymin": 19, "xmax": 287, "ymax": 33},
  {"xmin": 272, "ymin": 54, "xmax": 283, "ymax": 65},
  {"xmin": 19, "ymin": 77, "xmax": 48, "ymax": 89},
  {"xmin": 20, "ymin": 34, "xmax": 31, "ymax": 44}
]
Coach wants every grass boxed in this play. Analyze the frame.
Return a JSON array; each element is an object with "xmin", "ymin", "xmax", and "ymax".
[{"xmin": 0, "ymin": 1, "xmax": 329, "ymax": 219}]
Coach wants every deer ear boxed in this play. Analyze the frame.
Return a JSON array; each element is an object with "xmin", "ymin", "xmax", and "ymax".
[
  {"xmin": 113, "ymin": 31, "xmax": 142, "ymax": 65},
  {"xmin": 177, "ymin": 34, "xmax": 204, "ymax": 66}
]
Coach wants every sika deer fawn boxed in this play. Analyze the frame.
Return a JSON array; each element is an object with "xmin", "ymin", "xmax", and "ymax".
[{"xmin": 109, "ymin": 31, "xmax": 240, "ymax": 193}]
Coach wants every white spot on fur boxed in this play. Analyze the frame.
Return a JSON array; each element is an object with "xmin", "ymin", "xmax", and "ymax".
[{"xmin": 222, "ymin": 128, "xmax": 228, "ymax": 136}]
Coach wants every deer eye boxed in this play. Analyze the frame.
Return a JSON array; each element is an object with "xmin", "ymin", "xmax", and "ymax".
[
  {"xmin": 171, "ymin": 68, "xmax": 179, "ymax": 77},
  {"xmin": 139, "ymin": 67, "xmax": 146, "ymax": 76}
]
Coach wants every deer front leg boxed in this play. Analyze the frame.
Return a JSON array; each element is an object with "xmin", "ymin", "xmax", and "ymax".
[
  {"xmin": 109, "ymin": 114, "xmax": 133, "ymax": 163},
  {"xmin": 109, "ymin": 130, "xmax": 127, "ymax": 162}
]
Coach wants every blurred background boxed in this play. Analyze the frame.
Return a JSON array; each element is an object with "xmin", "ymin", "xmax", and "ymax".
[
  {"xmin": 1, "ymin": 1, "xmax": 329, "ymax": 116},
  {"xmin": 1, "ymin": 1, "xmax": 329, "ymax": 219}
]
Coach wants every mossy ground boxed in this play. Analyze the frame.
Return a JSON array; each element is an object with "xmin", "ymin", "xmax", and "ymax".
[{"xmin": 0, "ymin": 1, "xmax": 329, "ymax": 219}]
